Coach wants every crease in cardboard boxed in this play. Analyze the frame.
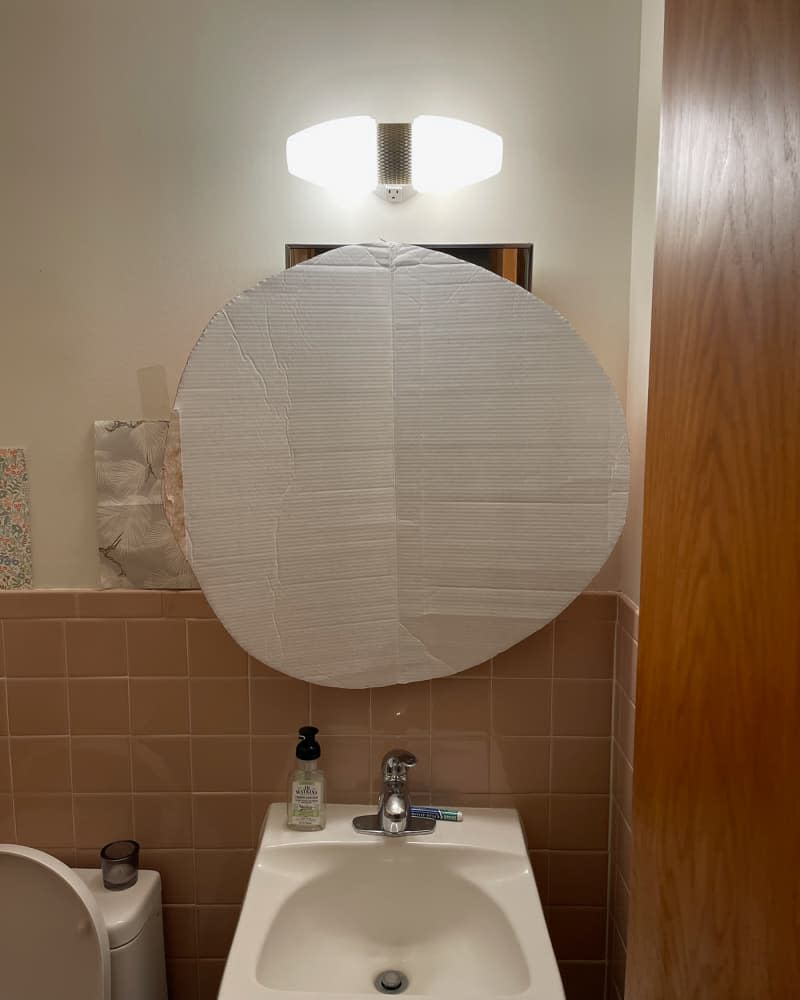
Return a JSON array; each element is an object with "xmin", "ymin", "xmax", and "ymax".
[{"xmin": 171, "ymin": 242, "xmax": 629, "ymax": 688}]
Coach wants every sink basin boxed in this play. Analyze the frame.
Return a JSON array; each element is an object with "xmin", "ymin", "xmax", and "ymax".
[{"xmin": 219, "ymin": 805, "xmax": 565, "ymax": 1000}]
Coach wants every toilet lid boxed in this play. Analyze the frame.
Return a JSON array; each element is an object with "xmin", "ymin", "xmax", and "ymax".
[{"xmin": 0, "ymin": 845, "xmax": 110, "ymax": 1000}]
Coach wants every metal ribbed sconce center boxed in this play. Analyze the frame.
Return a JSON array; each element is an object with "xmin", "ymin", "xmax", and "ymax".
[{"xmin": 377, "ymin": 123, "xmax": 412, "ymax": 186}]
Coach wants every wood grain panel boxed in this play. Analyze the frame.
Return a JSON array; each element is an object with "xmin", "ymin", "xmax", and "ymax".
[{"xmin": 627, "ymin": 1, "xmax": 800, "ymax": 997}]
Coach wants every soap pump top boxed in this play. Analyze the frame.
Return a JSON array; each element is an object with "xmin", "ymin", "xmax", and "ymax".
[{"xmin": 295, "ymin": 726, "xmax": 321, "ymax": 761}]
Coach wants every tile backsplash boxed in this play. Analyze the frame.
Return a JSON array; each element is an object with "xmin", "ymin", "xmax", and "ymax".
[{"xmin": 0, "ymin": 589, "xmax": 618, "ymax": 1000}]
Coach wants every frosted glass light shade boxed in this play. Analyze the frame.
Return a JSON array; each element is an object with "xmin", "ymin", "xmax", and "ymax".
[
  {"xmin": 286, "ymin": 115, "xmax": 503, "ymax": 197},
  {"xmin": 286, "ymin": 116, "xmax": 378, "ymax": 194},
  {"xmin": 411, "ymin": 115, "xmax": 503, "ymax": 193}
]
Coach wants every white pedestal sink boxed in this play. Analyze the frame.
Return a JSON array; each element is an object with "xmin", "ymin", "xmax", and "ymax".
[{"xmin": 219, "ymin": 805, "xmax": 565, "ymax": 1000}]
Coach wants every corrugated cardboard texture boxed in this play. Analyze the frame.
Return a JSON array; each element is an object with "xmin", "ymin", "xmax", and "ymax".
[{"xmin": 172, "ymin": 244, "xmax": 628, "ymax": 687}]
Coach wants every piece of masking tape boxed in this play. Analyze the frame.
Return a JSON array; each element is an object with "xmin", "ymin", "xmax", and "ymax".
[
  {"xmin": 137, "ymin": 365, "xmax": 171, "ymax": 420},
  {"xmin": 162, "ymin": 409, "xmax": 192, "ymax": 562}
]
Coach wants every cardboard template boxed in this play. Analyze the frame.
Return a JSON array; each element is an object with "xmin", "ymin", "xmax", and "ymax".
[{"xmin": 172, "ymin": 244, "xmax": 629, "ymax": 687}]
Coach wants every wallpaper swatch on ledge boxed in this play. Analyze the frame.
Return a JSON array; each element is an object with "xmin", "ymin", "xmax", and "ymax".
[
  {"xmin": 94, "ymin": 420, "xmax": 198, "ymax": 590},
  {"xmin": 0, "ymin": 447, "xmax": 32, "ymax": 588}
]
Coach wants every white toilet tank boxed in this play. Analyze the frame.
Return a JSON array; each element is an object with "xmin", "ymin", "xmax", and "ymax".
[
  {"xmin": 74, "ymin": 868, "xmax": 168, "ymax": 1000},
  {"xmin": 0, "ymin": 845, "xmax": 168, "ymax": 1000}
]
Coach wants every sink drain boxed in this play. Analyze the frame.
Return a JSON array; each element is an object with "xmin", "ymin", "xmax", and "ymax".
[{"xmin": 374, "ymin": 970, "xmax": 409, "ymax": 994}]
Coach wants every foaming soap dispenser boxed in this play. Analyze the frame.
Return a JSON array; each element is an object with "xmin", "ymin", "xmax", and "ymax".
[{"xmin": 287, "ymin": 726, "xmax": 326, "ymax": 831}]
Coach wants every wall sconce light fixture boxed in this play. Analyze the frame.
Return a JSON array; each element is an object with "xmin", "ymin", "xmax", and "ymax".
[{"xmin": 286, "ymin": 115, "xmax": 503, "ymax": 203}]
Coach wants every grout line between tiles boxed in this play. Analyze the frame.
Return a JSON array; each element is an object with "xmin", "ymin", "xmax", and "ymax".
[
  {"xmin": 123, "ymin": 620, "xmax": 136, "ymax": 849},
  {"xmin": 612, "ymin": 921, "xmax": 628, "ymax": 955},
  {"xmin": 247, "ymin": 657, "xmax": 258, "ymax": 850},
  {"xmin": 49, "ymin": 787, "xmax": 142, "ymax": 800},
  {"xmin": 59, "ymin": 616, "xmax": 79, "ymax": 853},
  {"xmin": 546, "ymin": 621, "xmax": 555, "ymax": 872},
  {"xmin": 603, "ymin": 594, "xmax": 621, "ymax": 999},
  {"xmin": 184, "ymin": 614, "xmax": 201, "ymax": 965},
  {"xmin": 2, "ymin": 650, "xmax": 17, "ymax": 839},
  {"xmin": 615, "ymin": 695, "xmax": 635, "ymax": 772}
]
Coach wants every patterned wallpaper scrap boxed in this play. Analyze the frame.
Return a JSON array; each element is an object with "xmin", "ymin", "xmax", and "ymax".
[
  {"xmin": 94, "ymin": 420, "xmax": 198, "ymax": 590},
  {"xmin": 0, "ymin": 447, "xmax": 33, "ymax": 589}
]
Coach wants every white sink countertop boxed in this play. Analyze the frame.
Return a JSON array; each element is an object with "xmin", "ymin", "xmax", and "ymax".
[{"xmin": 219, "ymin": 804, "xmax": 565, "ymax": 1000}]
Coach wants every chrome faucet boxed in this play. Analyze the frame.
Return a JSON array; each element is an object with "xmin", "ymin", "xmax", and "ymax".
[
  {"xmin": 353, "ymin": 749, "xmax": 435, "ymax": 837},
  {"xmin": 380, "ymin": 750, "xmax": 417, "ymax": 834}
]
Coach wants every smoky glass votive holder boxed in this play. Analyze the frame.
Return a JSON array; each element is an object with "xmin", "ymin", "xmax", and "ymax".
[{"xmin": 100, "ymin": 839, "xmax": 140, "ymax": 891}]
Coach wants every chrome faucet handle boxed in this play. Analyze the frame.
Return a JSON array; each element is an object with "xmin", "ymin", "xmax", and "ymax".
[
  {"xmin": 352, "ymin": 747, "xmax": 433, "ymax": 837},
  {"xmin": 382, "ymin": 750, "xmax": 416, "ymax": 783}
]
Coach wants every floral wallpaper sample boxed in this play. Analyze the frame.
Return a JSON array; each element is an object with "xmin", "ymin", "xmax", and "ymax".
[
  {"xmin": 94, "ymin": 420, "xmax": 198, "ymax": 589},
  {"xmin": 0, "ymin": 447, "xmax": 32, "ymax": 589}
]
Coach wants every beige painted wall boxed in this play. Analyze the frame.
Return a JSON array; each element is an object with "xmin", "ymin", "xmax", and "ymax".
[
  {"xmin": 1, "ymin": 0, "xmax": 642, "ymax": 587},
  {"xmin": 619, "ymin": 0, "xmax": 664, "ymax": 604}
]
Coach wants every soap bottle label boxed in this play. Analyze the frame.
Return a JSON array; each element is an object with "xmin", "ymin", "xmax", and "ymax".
[{"xmin": 291, "ymin": 781, "xmax": 320, "ymax": 826}]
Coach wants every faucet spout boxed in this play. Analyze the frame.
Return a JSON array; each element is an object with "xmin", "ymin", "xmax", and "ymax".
[
  {"xmin": 380, "ymin": 789, "xmax": 409, "ymax": 834},
  {"xmin": 380, "ymin": 750, "xmax": 415, "ymax": 834},
  {"xmin": 353, "ymin": 749, "xmax": 436, "ymax": 837}
]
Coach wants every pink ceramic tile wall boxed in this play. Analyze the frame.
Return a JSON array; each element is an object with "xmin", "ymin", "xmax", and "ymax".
[{"xmin": 0, "ymin": 589, "xmax": 617, "ymax": 1000}]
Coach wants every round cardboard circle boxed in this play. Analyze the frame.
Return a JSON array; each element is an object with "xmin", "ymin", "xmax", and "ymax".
[{"xmin": 169, "ymin": 244, "xmax": 628, "ymax": 687}]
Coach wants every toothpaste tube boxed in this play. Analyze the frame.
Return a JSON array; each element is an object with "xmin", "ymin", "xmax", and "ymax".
[{"xmin": 409, "ymin": 806, "xmax": 463, "ymax": 822}]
